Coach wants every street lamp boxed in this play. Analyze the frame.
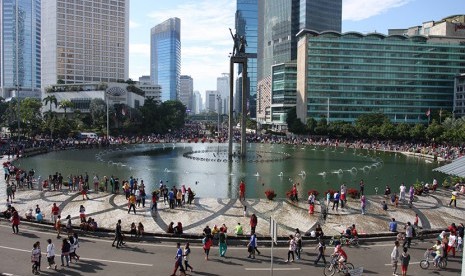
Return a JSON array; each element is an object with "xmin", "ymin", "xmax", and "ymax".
[{"xmin": 217, "ymin": 95, "xmax": 221, "ymax": 136}]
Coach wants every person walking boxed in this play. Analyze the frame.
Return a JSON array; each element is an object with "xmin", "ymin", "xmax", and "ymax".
[
  {"xmin": 183, "ymin": 242, "xmax": 193, "ymax": 272},
  {"xmin": 69, "ymin": 233, "xmax": 80, "ymax": 262},
  {"xmin": 218, "ymin": 229, "xmax": 228, "ymax": 257},
  {"xmin": 55, "ymin": 215, "xmax": 62, "ymax": 239},
  {"xmin": 332, "ymin": 191, "xmax": 340, "ymax": 211},
  {"xmin": 402, "ymin": 222, "xmax": 413, "ymax": 248},
  {"xmin": 449, "ymin": 191, "xmax": 458, "ymax": 208},
  {"xmin": 112, "ymin": 219, "xmax": 123, "ymax": 248},
  {"xmin": 247, "ymin": 232, "xmax": 257, "ymax": 259},
  {"xmin": 314, "ymin": 238, "xmax": 327, "ymax": 265},
  {"xmin": 151, "ymin": 191, "xmax": 158, "ymax": 212},
  {"xmin": 170, "ymin": 242, "xmax": 185, "ymax": 276},
  {"xmin": 202, "ymin": 235, "xmax": 213, "ymax": 260},
  {"xmin": 31, "ymin": 242, "xmax": 41, "ymax": 275},
  {"xmin": 60, "ymin": 238, "xmax": 71, "ymax": 267},
  {"xmin": 250, "ymin": 213, "xmax": 257, "ymax": 233},
  {"xmin": 399, "ymin": 247, "xmax": 410, "ymax": 276},
  {"xmin": 285, "ymin": 235, "xmax": 296, "ymax": 263},
  {"xmin": 295, "ymin": 228, "xmax": 302, "ymax": 260},
  {"xmin": 128, "ymin": 193, "xmax": 136, "ymax": 214},
  {"xmin": 361, "ymin": 195, "xmax": 366, "ymax": 215},
  {"xmin": 46, "ymin": 239, "xmax": 58, "ymax": 270},
  {"xmin": 239, "ymin": 180, "xmax": 246, "ymax": 201},
  {"xmin": 391, "ymin": 241, "xmax": 400, "ymax": 276},
  {"xmin": 11, "ymin": 208, "xmax": 20, "ymax": 234}
]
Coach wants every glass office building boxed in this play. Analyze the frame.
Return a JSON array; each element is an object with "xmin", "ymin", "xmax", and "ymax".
[
  {"xmin": 296, "ymin": 30, "xmax": 465, "ymax": 124},
  {"xmin": 0, "ymin": 0, "xmax": 41, "ymax": 99},
  {"xmin": 271, "ymin": 62, "xmax": 297, "ymax": 129},
  {"xmin": 150, "ymin": 17, "xmax": 181, "ymax": 102},
  {"xmin": 236, "ymin": 0, "xmax": 258, "ymax": 118}
]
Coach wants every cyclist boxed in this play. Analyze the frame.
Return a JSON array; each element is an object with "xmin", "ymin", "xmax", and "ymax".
[
  {"xmin": 429, "ymin": 240, "xmax": 444, "ymax": 267},
  {"xmin": 331, "ymin": 244, "xmax": 348, "ymax": 270}
]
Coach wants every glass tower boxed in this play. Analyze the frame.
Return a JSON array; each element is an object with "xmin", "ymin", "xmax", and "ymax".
[
  {"xmin": 236, "ymin": 0, "xmax": 258, "ymax": 118},
  {"xmin": 0, "ymin": 0, "xmax": 41, "ymax": 99},
  {"xmin": 297, "ymin": 31, "xmax": 465, "ymax": 124},
  {"xmin": 150, "ymin": 17, "xmax": 181, "ymax": 102}
]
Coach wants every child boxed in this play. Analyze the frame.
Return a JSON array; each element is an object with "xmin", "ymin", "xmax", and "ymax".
[
  {"xmin": 457, "ymin": 236, "xmax": 463, "ymax": 252},
  {"xmin": 382, "ymin": 201, "xmax": 388, "ymax": 211}
]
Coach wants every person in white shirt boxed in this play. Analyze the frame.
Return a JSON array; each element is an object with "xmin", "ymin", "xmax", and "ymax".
[
  {"xmin": 391, "ymin": 241, "xmax": 400, "ymax": 276},
  {"xmin": 399, "ymin": 183, "xmax": 406, "ymax": 202},
  {"xmin": 448, "ymin": 232, "xmax": 457, "ymax": 257},
  {"xmin": 46, "ymin": 239, "xmax": 57, "ymax": 270}
]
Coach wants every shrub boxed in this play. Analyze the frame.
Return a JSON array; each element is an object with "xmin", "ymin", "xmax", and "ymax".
[
  {"xmin": 346, "ymin": 188, "xmax": 359, "ymax": 199},
  {"xmin": 265, "ymin": 189, "xmax": 276, "ymax": 200}
]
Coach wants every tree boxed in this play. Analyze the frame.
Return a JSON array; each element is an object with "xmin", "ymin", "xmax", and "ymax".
[
  {"xmin": 59, "ymin": 100, "xmax": 74, "ymax": 118},
  {"xmin": 355, "ymin": 113, "xmax": 389, "ymax": 137},
  {"xmin": 89, "ymin": 98, "xmax": 106, "ymax": 130},
  {"xmin": 306, "ymin": 118, "xmax": 317, "ymax": 134},
  {"xmin": 42, "ymin": 95, "xmax": 58, "ymax": 119},
  {"xmin": 410, "ymin": 124, "xmax": 426, "ymax": 140},
  {"xmin": 425, "ymin": 120, "xmax": 444, "ymax": 141},
  {"xmin": 395, "ymin": 123, "xmax": 411, "ymax": 140}
]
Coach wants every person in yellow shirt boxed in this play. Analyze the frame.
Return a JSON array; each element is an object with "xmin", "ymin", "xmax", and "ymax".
[
  {"xmin": 234, "ymin": 222, "xmax": 243, "ymax": 235},
  {"xmin": 128, "ymin": 193, "xmax": 136, "ymax": 214}
]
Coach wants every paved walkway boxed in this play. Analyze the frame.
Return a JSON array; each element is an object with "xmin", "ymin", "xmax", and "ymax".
[{"xmin": 3, "ymin": 176, "xmax": 462, "ymax": 238}]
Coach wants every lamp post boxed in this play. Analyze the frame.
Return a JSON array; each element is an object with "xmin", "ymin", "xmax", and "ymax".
[{"xmin": 217, "ymin": 95, "xmax": 221, "ymax": 136}]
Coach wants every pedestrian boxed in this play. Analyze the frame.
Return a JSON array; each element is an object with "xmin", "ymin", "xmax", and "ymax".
[
  {"xmin": 250, "ymin": 213, "xmax": 257, "ymax": 233},
  {"xmin": 326, "ymin": 191, "xmax": 331, "ymax": 207},
  {"xmin": 60, "ymin": 238, "xmax": 71, "ymax": 267},
  {"xmin": 81, "ymin": 182, "xmax": 89, "ymax": 200},
  {"xmin": 359, "ymin": 179, "xmax": 365, "ymax": 196},
  {"xmin": 247, "ymin": 232, "xmax": 257, "ymax": 259},
  {"xmin": 55, "ymin": 215, "xmax": 62, "ymax": 239},
  {"xmin": 79, "ymin": 205, "xmax": 86, "ymax": 222},
  {"xmin": 314, "ymin": 238, "xmax": 327, "ymax": 265},
  {"xmin": 112, "ymin": 219, "xmax": 123, "ymax": 248},
  {"xmin": 285, "ymin": 234, "xmax": 296, "ymax": 263},
  {"xmin": 448, "ymin": 231, "xmax": 457, "ymax": 257},
  {"xmin": 140, "ymin": 187, "xmax": 146, "ymax": 208},
  {"xmin": 332, "ymin": 191, "xmax": 340, "ymax": 211},
  {"xmin": 449, "ymin": 191, "xmax": 458, "ymax": 207},
  {"xmin": 382, "ymin": 200, "xmax": 388, "ymax": 211},
  {"xmin": 46, "ymin": 238, "xmax": 58, "ymax": 270},
  {"xmin": 202, "ymin": 235, "xmax": 213, "ymax": 260},
  {"xmin": 360, "ymin": 195, "xmax": 366, "ymax": 215},
  {"xmin": 239, "ymin": 180, "xmax": 246, "ymax": 201},
  {"xmin": 413, "ymin": 213, "xmax": 419, "ymax": 228},
  {"xmin": 69, "ymin": 233, "xmax": 80, "ymax": 262},
  {"xmin": 389, "ymin": 218, "xmax": 398, "ymax": 232},
  {"xmin": 391, "ymin": 240, "xmax": 400, "ymax": 276},
  {"xmin": 151, "ymin": 191, "xmax": 158, "ymax": 212},
  {"xmin": 11, "ymin": 208, "xmax": 20, "ymax": 234},
  {"xmin": 295, "ymin": 228, "xmax": 302, "ymax": 260},
  {"xmin": 31, "ymin": 242, "xmax": 41, "ymax": 275},
  {"xmin": 51, "ymin": 203, "xmax": 60, "ymax": 223},
  {"xmin": 402, "ymin": 222, "xmax": 413, "ymax": 248},
  {"xmin": 183, "ymin": 242, "xmax": 193, "ymax": 272},
  {"xmin": 399, "ymin": 247, "xmax": 410, "ymax": 276},
  {"xmin": 128, "ymin": 193, "xmax": 136, "ymax": 214},
  {"xmin": 170, "ymin": 242, "xmax": 185, "ymax": 276},
  {"xmin": 65, "ymin": 215, "xmax": 73, "ymax": 236},
  {"xmin": 218, "ymin": 228, "xmax": 228, "ymax": 257},
  {"xmin": 399, "ymin": 182, "xmax": 406, "ymax": 203}
]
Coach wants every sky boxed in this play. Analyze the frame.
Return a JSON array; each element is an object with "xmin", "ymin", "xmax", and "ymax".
[{"xmin": 129, "ymin": 0, "xmax": 465, "ymax": 95}]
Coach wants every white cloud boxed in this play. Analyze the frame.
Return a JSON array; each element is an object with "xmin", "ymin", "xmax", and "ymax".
[
  {"xmin": 129, "ymin": 20, "xmax": 141, "ymax": 29},
  {"xmin": 130, "ymin": 43, "xmax": 150, "ymax": 56},
  {"xmin": 343, "ymin": 0, "xmax": 411, "ymax": 21}
]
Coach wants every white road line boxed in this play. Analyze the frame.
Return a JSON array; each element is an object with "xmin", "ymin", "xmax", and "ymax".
[
  {"xmin": 384, "ymin": 261, "xmax": 421, "ymax": 266},
  {"xmin": 0, "ymin": 245, "xmax": 153, "ymax": 267},
  {"xmin": 245, "ymin": 268, "xmax": 301, "ymax": 271}
]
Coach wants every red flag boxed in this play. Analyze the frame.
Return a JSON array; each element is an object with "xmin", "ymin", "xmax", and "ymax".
[{"xmin": 426, "ymin": 109, "xmax": 430, "ymax": 117}]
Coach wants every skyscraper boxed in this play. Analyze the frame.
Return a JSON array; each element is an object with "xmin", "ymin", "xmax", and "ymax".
[
  {"xmin": 0, "ymin": 0, "xmax": 41, "ymax": 99},
  {"xmin": 217, "ymin": 73, "xmax": 229, "ymax": 114},
  {"xmin": 235, "ymin": 0, "xmax": 258, "ymax": 117},
  {"xmin": 41, "ymin": 0, "xmax": 129, "ymax": 89},
  {"xmin": 150, "ymin": 17, "xmax": 181, "ymax": 102},
  {"xmin": 258, "ymin": 0, "xmax": 341, "ymax": 81},
  {"xmin": 179, "ymin": 75, "xmax": 193, "ymax": 111}
]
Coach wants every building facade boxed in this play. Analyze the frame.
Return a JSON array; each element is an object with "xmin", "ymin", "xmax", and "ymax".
[
  {"xmin": 217, "ymin": 73, "xmax": 229, "ymax": 114},
  {"xmin": 454, "ymin": 74, "xmax": 465, "ymax": 117},
  {"xmin": 137, "ymin": 76, "xmax": 161, "ymax": 103},
  {"xmin": 191, "ymin": 90, "xmax": 202, "ymax": 114},
  {"xmin": 296, "ymin": 30, "xmax": 465, "ymax": 124},
  {"xmin": 236, "ymin": 0, "xmax": 258, "ymax": 118},
  {"xmin": 41, "ymin": 0, "xmax": 129, "ymax": 89},
  {"xmin": 271, "ymin": 62, "xmax": 296, "ymax": 130},
  {"xmin": 205, "ymin": 90, "xmax": 218, "ymax": 113},
  {"xmin": 256, "ymin": 76, "xmax": 271, "ymax": 123},
  {"xmin": 0, "ymin": 0, "xmax": 41, "ymax": 99},
  {"xmin": 179, "ymin": 75, "xmax": 193, "ymax": 110},
  {"xmin": 150, "ymin": 17, "xmax": 181, "ymax": 102}
]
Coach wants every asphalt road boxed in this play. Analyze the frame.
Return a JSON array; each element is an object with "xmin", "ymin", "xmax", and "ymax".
[{"xmin": 0, "ymin": 221, "xmax": 461, "ymax": 276}]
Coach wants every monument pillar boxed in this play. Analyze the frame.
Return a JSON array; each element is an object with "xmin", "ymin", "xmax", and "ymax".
[{"xmin": 229, "ymin": 56, "xmax": 248, "ymax": 158}]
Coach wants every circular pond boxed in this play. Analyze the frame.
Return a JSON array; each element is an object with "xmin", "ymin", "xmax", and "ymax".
[{"xmin": 14, "ymin": 143, "xmax": 445, "ymax": 198}]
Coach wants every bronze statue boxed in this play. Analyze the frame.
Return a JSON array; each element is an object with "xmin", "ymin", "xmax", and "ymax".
[{"xmin": 229, "ymin": 28, "xmax": 240, "ymax": 56}]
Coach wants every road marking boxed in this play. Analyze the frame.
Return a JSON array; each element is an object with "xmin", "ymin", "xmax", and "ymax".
[
  {"xmin": 0, "ymin": 245, "xmax": 153, "ymax": 267},
  {"xmin": 245, "ymin": 268, "xmax": 301, "ymax": 271},
  {"xmin": 384, "ymin": 261, "xmax": 420, "ymax": 266}
]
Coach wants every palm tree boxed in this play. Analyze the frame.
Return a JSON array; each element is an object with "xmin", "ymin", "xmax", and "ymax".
[
  {"xmin": 43, "ymin": 95, "xmax": 58, "ymax": 118},
  {"xmin": 59, "ymin": 100, "xmax": 74, "ymax": 118}
]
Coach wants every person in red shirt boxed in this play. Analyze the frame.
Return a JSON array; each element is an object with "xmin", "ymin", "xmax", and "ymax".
[
  {"xmin": 239, "ymin": 180, "xmax": 245, "ymax": 201},
  {"xmin": 51, "ymin": 203, "xmax": 60, "ymax": 223},
  {"xmin": 332, "ymin": 245, "xmax": 348, "ymax": 270},
  {"xmin": 250, "ymin": 214, "xmax": 258, "ymax": 233}
]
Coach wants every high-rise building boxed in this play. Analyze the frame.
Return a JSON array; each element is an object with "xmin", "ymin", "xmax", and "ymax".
[
  {"xmin": 206, "ymin": 90, "xmax": 218, "ymax": 113},
  {"xmin": 137, "ymin": 75, "xmax": 161, "ymax": 103},
  {"xmin": 296, "ymin": 30, "xmax": 465, "ymax": 124},
  {"xmin": 41, "ymin": 0, "xmax": 129, "ymax": 89},
  {"xmin": 150, "ymin": 17, "xmax": 181, "ymax": 102},
  {"xmin": 192, "ymin": 90, "xmax": 202, "ymax": 114},
  {"xmin": 258, "ymin": 0, "xmax": 341, "ymax": 81},
  {"xmin": 179, "ymin": 75, "xmax": 193, "ymax": 111},
  {"xmin": 0, "ymin": 0, "xmax": 41, "ymax": 99},
  {"xmin": 217, "ymin": 73, "xmax": 229, "ymax": 114},
  {"xmin": 256, "ymin": 0, "xmax": 342, "ymax": 121},
  {"xmin": 235, "ymin": 0, "xmax": 258, "ymax": 118}
]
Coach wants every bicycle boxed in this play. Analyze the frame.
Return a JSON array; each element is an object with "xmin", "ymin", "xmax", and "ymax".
[
  {"xmin": 323, "ymin": 256, "xmax": 354, "ymax": 276},
  {"xmin": 329, "ymin": 235, "xmax": 360, "ymax": 247},
  {"xmin": 419, "ymin": 250, "xmax": 447, "ymax": 269}
]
